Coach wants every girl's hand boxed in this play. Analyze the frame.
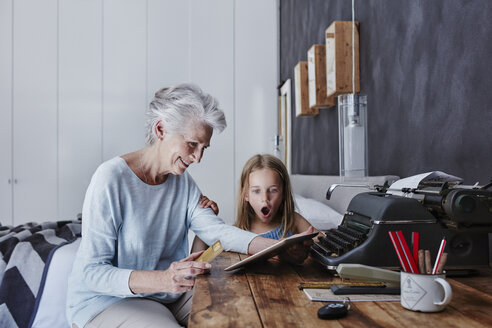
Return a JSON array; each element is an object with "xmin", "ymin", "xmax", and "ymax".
[
  {"xmin": 160, "ymin": 251, "xmax": 211, "ymax": 293},
  {"xmin": 279, "ymin": 226, "xmax": 316, "ymax": 265},
  {"xmin": 199, "ymin": 195, "xmax": 219, "ymax": 215}
]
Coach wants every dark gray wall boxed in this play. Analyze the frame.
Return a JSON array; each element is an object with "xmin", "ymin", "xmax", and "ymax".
[{"xmin": 281, "ymin": 0, "xmax": 492, "ymax": 185}]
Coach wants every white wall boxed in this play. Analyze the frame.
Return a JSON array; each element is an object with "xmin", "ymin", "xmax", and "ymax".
[
  {"xmin": 186, "ymin": 0, "xmax": 236, "ymax": 222},
  {"xmin": 234, "ymin": 0, "xmax": 279, "ymax": 196},
  {"xmin": 12, "ymin": 0, "xmax": 58, "ymax": 222},
  {"xmin": 0, "ymin": 0, "xmax": 278, "ymax": 226},
  {"xmin": 0, "ymin": 0, "xmax": 13, "ymax": 224},
  {"xmin": 58, "ymin": 0, "xmax": 103, "ymax": 222}
]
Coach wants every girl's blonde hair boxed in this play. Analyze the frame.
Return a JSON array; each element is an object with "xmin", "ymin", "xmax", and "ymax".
[{"xmin": 235, "ymin": 154, "xmax": 295, "ymax": 238}]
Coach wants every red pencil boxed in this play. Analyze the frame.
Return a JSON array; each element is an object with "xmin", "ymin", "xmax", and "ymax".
[
  {"xmin": 396, "ymin": 230, "xmax": 419, "ymax": 274},
  {"xmin": 388, "ymin": 231, "xmax": 409, "ymax": 272},
  {"xmin": 412, "ymin": 232, "xmax": 419, "ymax": 266}
]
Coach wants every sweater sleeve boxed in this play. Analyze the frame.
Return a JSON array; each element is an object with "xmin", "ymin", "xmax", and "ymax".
[
  {"xmin": 186, "ymin": 175, "xmax": 257, "ymax": 254},
  {"xmin": 78, "ymin": 166, "xmax": 134, "ymax": 297}
]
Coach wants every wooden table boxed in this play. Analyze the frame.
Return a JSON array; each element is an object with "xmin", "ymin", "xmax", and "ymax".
[{"xmin": 189, "ymin": 252, "xmax": 492, "ymax": 328}]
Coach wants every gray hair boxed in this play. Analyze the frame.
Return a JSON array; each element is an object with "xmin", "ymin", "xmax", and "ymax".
[{"xmin": 145, "ymin": 83, "xmax": 227, "ymax": 145}]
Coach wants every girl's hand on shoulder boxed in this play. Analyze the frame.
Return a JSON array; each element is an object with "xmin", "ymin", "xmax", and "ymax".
[
  {"xmin": 161, "ymin": 251, "xmax": 211, "ymax": 293},
  {"xmin": 199, "ymin": 195, "xmax": 219, "ymax": 215}
]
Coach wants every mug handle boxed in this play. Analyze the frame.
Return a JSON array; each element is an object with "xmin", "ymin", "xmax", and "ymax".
[{"xmin": 434, "ymin": 278, "xmax": 453, "ymax": 306}]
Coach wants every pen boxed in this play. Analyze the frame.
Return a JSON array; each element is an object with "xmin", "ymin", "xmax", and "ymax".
[{"xmin": 432, "ymin": 238, "xmax": 447, "ymax": 275}]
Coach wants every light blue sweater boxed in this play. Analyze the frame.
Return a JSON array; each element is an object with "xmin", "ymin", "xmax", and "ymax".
[{"xmin": 66, "ymin": 157, "xmax": 257, "ymax": 327}]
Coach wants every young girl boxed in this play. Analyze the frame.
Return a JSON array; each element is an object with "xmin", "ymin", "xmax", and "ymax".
[
  {"xmin": 235, "ymin": 154, "xmax": 314, "ymax": 239},
  {"xmin": 193, "ymin": 154, "xmax": 315, "ymax": 252}
]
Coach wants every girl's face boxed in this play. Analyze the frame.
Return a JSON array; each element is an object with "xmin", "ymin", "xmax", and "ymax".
[{"xmin": 245, "ymin": 168, "xmax": 284, "ymax": 224}]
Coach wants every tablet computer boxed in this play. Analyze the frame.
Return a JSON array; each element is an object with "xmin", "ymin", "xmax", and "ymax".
[{"xmin": 224, "ymin": 232, "xmax": 318, "ymax": 271}]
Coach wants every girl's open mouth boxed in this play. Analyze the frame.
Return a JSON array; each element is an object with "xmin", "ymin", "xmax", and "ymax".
[{"xmin": 261, "ymin": 206, "xmax": 271, "ymax": 217}]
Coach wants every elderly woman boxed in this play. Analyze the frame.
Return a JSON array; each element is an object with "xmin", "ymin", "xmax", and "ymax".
[{"xmin": 66, "ymin": 84, "xmax": 311, "ymax": 328}]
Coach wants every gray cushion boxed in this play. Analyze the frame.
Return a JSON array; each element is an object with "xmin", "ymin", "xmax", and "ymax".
[{"xmin": 290, "ymin": 175, "xmax": 400, "ymax": 214}]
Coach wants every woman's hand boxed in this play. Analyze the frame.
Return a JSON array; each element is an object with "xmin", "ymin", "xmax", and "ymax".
[
  {"xmin": 162, "ymin": 251, "xmax": 211, "ymax": 293},
  {"xmin": 129, "ymin": 251, "xmax": 211, "ymax": 294},
  {"xmin": 278, "ymin": 226, "xmax": 317, "ymax": 265},
  {"xmin": 199, "ymin": 195, "xmax": 219, "ymax": 215}
]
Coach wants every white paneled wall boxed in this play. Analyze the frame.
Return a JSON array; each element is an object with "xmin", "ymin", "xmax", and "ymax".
[
  {"xmin": 234, "ymin": 0, "xmax": 279, "ymax": 195},
  {"xmin": 58, "ymin": 0, "xmax": 103, "ymax": 222},
  {"xmin": 147, "ymin": 0, "xmax": 190, "ymax": 96},
  {"xmin": 103, "ymin": 0, "xmax": 148, "ymax": 161},
  {"xmin": 0, "ymin": 0, "xmax": 278, "ymax": 226},
  {"xmin": 12, "ymin": 0, "xmax": 58, "ymax": 222},
  {"xmin": 0, "ymin": 0, "xmax": 13, "ymax": 224},
  {"xmin": 187, "ymin": 0, "xmax": 236, "ymax": 223}
]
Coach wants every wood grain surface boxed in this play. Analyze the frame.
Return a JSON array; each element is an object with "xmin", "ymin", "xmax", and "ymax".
[
  {"xmin": 189, "ymin": 252, "xmax": 492, "ymax": 328},
  {"xmin": 189, "ymin": 252, "xmax": 262, "ymax": 328}
]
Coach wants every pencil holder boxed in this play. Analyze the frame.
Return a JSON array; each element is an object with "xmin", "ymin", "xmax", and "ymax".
[{"xmin": 400, "ymin": 271, "xmax": 452, "ymax": 312}]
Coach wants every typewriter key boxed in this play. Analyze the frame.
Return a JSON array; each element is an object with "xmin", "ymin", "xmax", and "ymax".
[{"xmin": 317, "ymin": 302, "xmax": 349, "ymax": 320}]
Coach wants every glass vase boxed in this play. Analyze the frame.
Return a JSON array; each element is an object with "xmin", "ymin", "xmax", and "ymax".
[{"xmin": 338, "ymin": 94, "xmax": 368, "ymax": 180}]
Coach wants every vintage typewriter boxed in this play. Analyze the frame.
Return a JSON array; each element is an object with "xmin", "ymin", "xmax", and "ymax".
[{"xmin": 311, "ymin": 172, "xmax": 492, "ymax": 271}]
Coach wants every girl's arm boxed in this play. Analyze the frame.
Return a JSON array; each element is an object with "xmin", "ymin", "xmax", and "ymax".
[
  {"xmin": 293, "ymin": 212, "xmax": 319, "ymax": 234},
  {"xmin": 293, "ymin": 212, "xmax": 322, "ymax": 245},
  {"xmin": 278, "ymin": 226, "xmax": 316, "ymax": 264},
  {"xmin": 191, "ymin": 235, "xmax": 209, "ymax": 253},
  {"xmin": 277, "ymin": 213, "xmax": 321, "ymax": 265}
]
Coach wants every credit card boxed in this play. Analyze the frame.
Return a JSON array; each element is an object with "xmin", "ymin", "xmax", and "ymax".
[{"xmin": 196, "ymin": 240, "xmax": 223, "ymax": 263}]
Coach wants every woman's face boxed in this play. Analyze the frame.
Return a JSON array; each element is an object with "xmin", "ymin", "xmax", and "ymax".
[
  {"xmin": 160, "ymin": 123, "xmax": 213, "ymax": 175},
  {"xmin": 245, "ymin": 168, "xmax": 284, "ymax": 224}
]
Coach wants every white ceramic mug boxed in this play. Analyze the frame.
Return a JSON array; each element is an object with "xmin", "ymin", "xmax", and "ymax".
[{"xmin": 400, "ymin": 272, "xmax": 453, "ymax": 312}]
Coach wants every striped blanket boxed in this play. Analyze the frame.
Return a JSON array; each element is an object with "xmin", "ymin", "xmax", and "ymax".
[{"xmin": 0, "ymin": 220, "xmax": 81, "ymax": 328}]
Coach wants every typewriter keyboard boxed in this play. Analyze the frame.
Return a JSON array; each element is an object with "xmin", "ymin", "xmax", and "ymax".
[{"xmin": 313, "ymin": 224, "xmax": 368, "ymax": 257}]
